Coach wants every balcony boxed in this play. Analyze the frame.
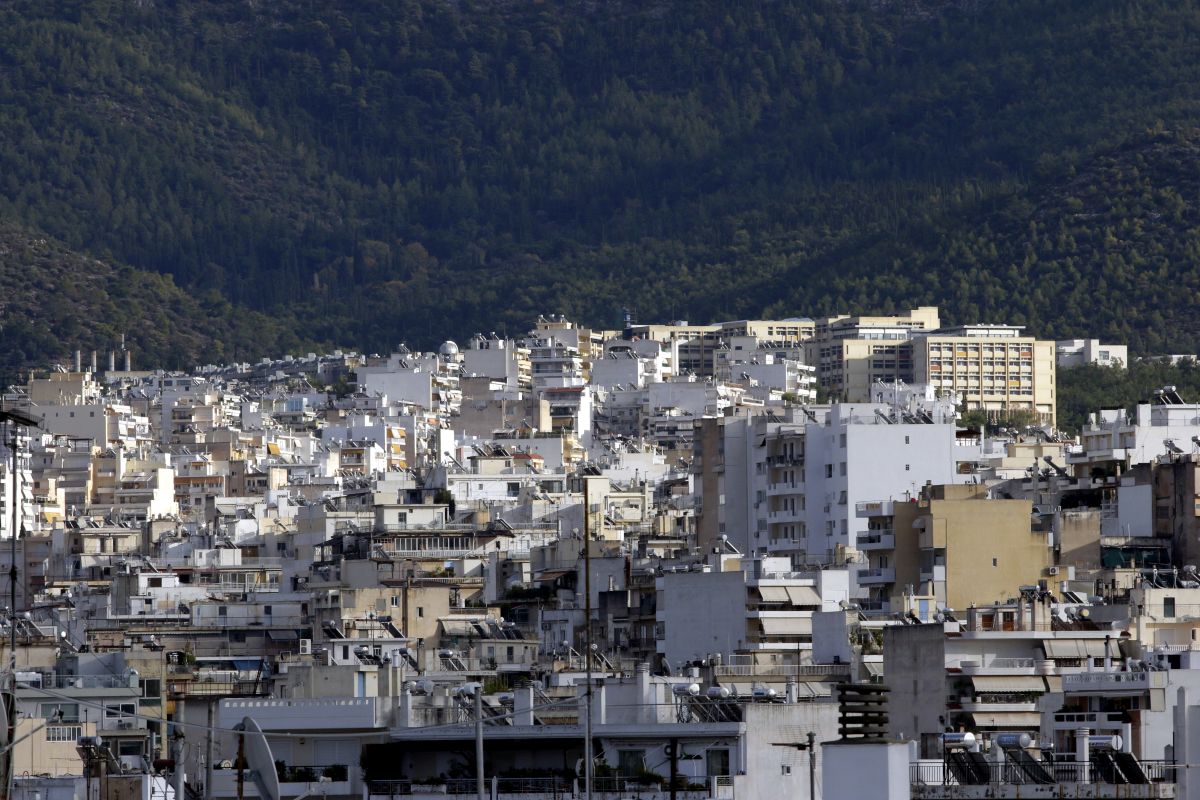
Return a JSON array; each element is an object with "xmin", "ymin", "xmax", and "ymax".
[
  {"xmin": 959, "ymin": 658, "xmax": 1040, "ymax": 676},
  {"xmin": 857, "ymin": 567, "xmax": 895, "ymax": 586},
  {"xmin": 858, "ymin": 531, "xmax": 894, "ymax": 551},
  {"xmin": 957, "ymin": 699, "xmax": 1039, "ymax": 713},
  {"xmin": 919, "ymin": 564, "xmax": 946, "ymax": 583},
  {"xmin": 1062, "ymin": 670, "xmax": 1167, "ymax": 693},
  {"xmin": 218, "ymin": 697, "xmax": 382, "ymax": 731},
  {"xmin": 855, "ymin": 501, "xmax": 895, "ymax": 518}
]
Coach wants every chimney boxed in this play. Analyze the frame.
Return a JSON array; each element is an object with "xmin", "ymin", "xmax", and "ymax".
[
  {"xmin": 125, "ymin": 350, "xmax": 131, "ymax": 372},
  {"xmin": 108, "ymin": 351, "xmax": 116, "ymax": 373},
  {"xmin": 636, "ymin": 662, "xmax": 652, "ymax": 723},
  {"xmin": 90, "ymin": 351, "xmax": 98, "ymax": 374},
  {"xmin": 74, "ymin": 350, "xmax": 82, "ymax": 373}
]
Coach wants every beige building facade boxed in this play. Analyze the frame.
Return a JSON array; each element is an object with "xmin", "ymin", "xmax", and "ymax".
[
  {"xmin": 860, "ymin": 484, "xmax": 1053, "ymax": 612},
  {"xmin": 910, "ymin": 325, "xmax": 1057, "ymax": 425}
]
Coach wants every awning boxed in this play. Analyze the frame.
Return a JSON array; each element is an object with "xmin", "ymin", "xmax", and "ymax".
[
  {"xmin": 969, "ymin": 712, "xmax": 1042, "ymax": 728},
  {"xmin": 267, "ymin": 630, "xmax": 299, "ymax": 641},
  {"xmin": 440, "ymin": 619, "xmax": 479, "ymax": 637},
  {"xmin": 863, "ymin": 661, "xmax": 885, "ymax": 677},
  {"xmin": 796, "ymin": 682, "xmax": 833, "ymax": 698},
  {"xmin": 757, "ymin": 586, "xmax": 790, "ymax": 603},
  {"xmin": 536, "ymin": 569, "xmax": 573, "ymax": 582},
  {"xmin": 232, "ymin": 658, "xmax": 267, "ymax": 670},
  {"xmin": 1041, "ymin": 639, "xmax": 1109, "ymax": 659},
  {"xmin": 970, "ymin": 676, "xmax": 1046, "ymax": 692},
  {"xmin": 785, "ymin": 586, "xmax": 821, "ymax": 606},
  {"xmin": 758, "ymin": 616, "xmax": 812, "ymax": 636}
]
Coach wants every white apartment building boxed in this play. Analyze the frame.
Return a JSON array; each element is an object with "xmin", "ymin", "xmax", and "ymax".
[
  {"xmin": 356, "ymin": 350, "xmax": 462, "ymax": 417},
  {"xmin": 696, "ymin": 398, "xmax": 972, "ymax": 569},
  {"xmin": 1057, "ymin": 338, "xmax": 1129, "ymax": 369},
  {"xmin": 461, "ymin": 334, "xmax": 531, "ymax": 388},
  {"xmin": 1072, "ymin": 394, "xmax": 1200, "ymax": 474}
]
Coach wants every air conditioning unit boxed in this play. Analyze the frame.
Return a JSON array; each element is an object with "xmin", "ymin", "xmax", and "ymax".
[
  {"xmin": 299, "ymin": 638, "xmax": 312, "ymax": 655},
  {"xmin": 1047, "ymin": 566, "xmax": 1060, "ymax": 576}
]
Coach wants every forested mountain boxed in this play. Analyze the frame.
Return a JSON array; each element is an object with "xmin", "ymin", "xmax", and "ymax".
[{"xmin": 4, "ymin": 0, "xmax": 1200, "ymax": 375}]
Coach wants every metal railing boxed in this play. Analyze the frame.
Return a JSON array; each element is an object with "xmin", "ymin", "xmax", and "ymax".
[
  {"xmin": 277, "ymin": 764, "xmax": 349, "ymax": 783},
  {"xmin": 389, "ymin": 776, "xmax": 719, "ymax": 795},
  {"xmin": 167, "ymin": 679, "xmax": 267, "ymax": 698},
  {"xmin": 910, "ymin": 759, "xmax": 1176, "ymax": 786},
  {"xmin": 19, "ymin": 674, "xmax": 134, "ymax": 690},
  {"xmin": 714, "ymin": 663, "xmax": 849, "ymax": 678}
]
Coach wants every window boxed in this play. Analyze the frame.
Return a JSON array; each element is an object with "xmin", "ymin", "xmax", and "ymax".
[
  {"xmin": 141, "ymin": 679, "xmax": 161, "ymax": 699},
  {"xmin": 263, "ymin": 606, "xmax": 272, "ymax": 616},
  {"xmin": 105, "ymin": 703, "xmax": 137, "ymax": 719},
  {"xmin": 40, "ymin": 703, "xmax": 79, "ymax": 723},
  {"xmin": 825, "ymin": 464, "xmax": 833, "ymax": 478},
  {"xmin": 992, "ymin": 558, "xmax": 999, "ymax": 567},
  {"xmin": 46, "ymin": 725, "xmax": 82, "ymax": 742},
  {"xmin": 218, "ymin": 606, "xmax": 228, "ymax": 617},
  {"xmin": 391, "ymin": 596, "xmax": 399, "ymax": 607},
  {"xmin": 1165, "ymin": 597, "xmax": 1176, "ymax": 618},
  {"xmin": 905, "ymin": 436, "xmax": 910, "ymax": 445},
  {"xmin": 507, "ymin": 482, "xmax": 521, "ymax": 498},
  {"xmin": 707, "ymin": 749, "xmax": 731, "ymax": 777},
  {"xmin": 118, "ymin": 740, "xmax": 143, "ymax": 757},
  {"xmin": 417, "ymin": 607, "xmax": 424, "ymax": 618},
  {"xmin": 618, "ymin": 750, "xmax": 646, "ymax": 776}
]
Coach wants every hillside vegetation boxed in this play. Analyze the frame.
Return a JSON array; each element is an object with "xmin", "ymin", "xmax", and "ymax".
[{"xmin": 3, "ymin": 0, "xmax": 1200, "ymax": 371}]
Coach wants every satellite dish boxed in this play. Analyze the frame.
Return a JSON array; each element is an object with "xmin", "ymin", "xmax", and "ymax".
[{"xmin": 220, "ymin": 760, "xmax": 233, "ymax": 769}]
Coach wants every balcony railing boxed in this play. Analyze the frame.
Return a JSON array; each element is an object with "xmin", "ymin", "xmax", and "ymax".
[
  {"xmin": 18, "ymin": 674, "xmax": 135, "ymax": 690},
  {"xmin": 910, "ymin": 760, "xmax": 1176, "ymax": 786},
  {"xmin": 857, "ymin": 567, "xmax": 895, "ymax": 584},
  {"xmin": 858, "ymin": 531, "xmax": 895, "ymax": 550},
  {"xmin": 369, "ymin": 776, "xmax": 726, "ymax": 798}
]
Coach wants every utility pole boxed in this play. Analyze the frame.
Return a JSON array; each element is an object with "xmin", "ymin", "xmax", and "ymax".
[
  {"xmin": 807, "ymin": 731, "xmax": 816, "ymax": 800},
  {"xmin": 582, "ymin": 477, "xmax": 593, "ymax": 800},
  {"xmin": 771, "ymin": 732, "xmax": 819, "ymax": 800},
  {"xmin": 236, "ymin": 730, "xmax": 246, "ymax": 800},
  {"xmin": 474, "ymin": 687, "xmax": 485, "ymax": 800},
  {"xmin": 0, "ymin": 407, "xmax": 38, "ymax": 800},
  {"xmin": 205, "ymin": 700, "xmax": 216, "ymax": 798}
]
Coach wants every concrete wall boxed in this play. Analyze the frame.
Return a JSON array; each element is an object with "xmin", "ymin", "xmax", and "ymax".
[
  {"xmin": 884, "ymin": 624, "xmax": 946, "ymax": 754},
  {"xmin": 657, "ymin": 570, "xmax": 747, "ymax": 664}
]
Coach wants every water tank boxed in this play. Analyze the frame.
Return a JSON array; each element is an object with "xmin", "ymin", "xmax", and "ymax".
[
  {"xmin": 672, "ymin": 683, "xmax": 700, "ymax": 697},
  {"xmin": 706, "ymin": 686, "xmax": 731, "ymax": 699},
  {"xmin": 439, "ymin": 341, "xmax": 460, "ymax": 357},
  {"xmin": 940, "ymin": 732, "xmax": 976, "ymax": 748},
  {"xmin": 995, "ymin": 732, "xmax": 1033, "ymax": 749},
  {"xmin": 1089, "ymin": 735, "xmax": 1122, "ymax": 751}
]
